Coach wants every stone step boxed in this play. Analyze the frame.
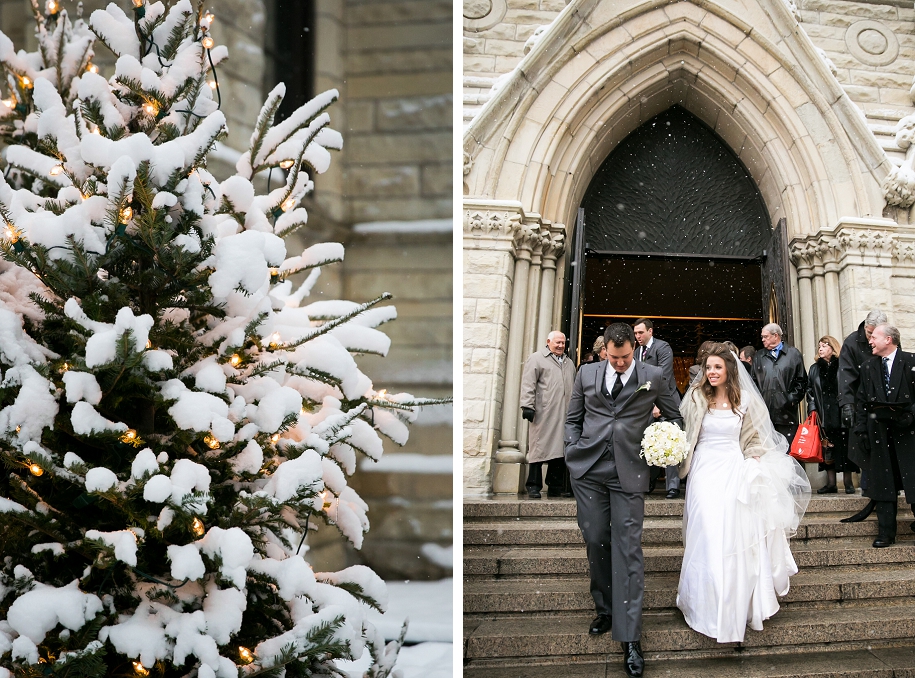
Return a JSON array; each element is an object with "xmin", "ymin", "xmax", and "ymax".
[
  {"xmin": 464, "ymin": 563, "xmax": 915, "ymax": 613},
  {"xmin": 462, "ymin": 645, "xmax": 915, "ymax": 677},
  {"xmin": 464, "ymin": 514, "xmax": 915, "ymax": 547},
  {"xmin": 464, "ymin": 494, "xmax": 903, "ymax": 520},
  {"xmin": 464, "ymin": 537, "xmax": 915, "ymax": 576},
  {"xmin": 463, "ymin": 602, "xmax": 915, "ymax": 662}
]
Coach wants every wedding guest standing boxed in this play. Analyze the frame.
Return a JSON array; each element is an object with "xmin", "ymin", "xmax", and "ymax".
[
  {"xmin": 520, "ymin": 331, "xmax": 576, "ymax": 498},
  {"xmin": 689, "ymin": 341, "xmax": 715, "ymax": 384},
  {"xmin": 807, "ymin": 336, "xmax": 856, "ymax": 494},
  {"xmin": 753, "ymin": 323, "xmax": 807, "ymax": 445},
  {"xmin": 852, "ymin": 324, "xmax": 915, "ymax": 547},
  {"xmin": 634, "ymin": 318, "xmax": 681, "ymax": 498},
  {"xmin": 838, "ymin": 310, "xmax": 887, "ymax": 522}
]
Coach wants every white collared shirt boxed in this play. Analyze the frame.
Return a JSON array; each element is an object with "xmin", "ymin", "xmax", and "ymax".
[
  {"xmin": 640, "ymin": 337, "xmax": 654, "ymax": 361},
  {"xmin": 883, "ymin": 348, "xmax": 898, "ymax": 377},
  {"xmin": 605, "ymin": 359, "xmax": 636, "ymax": 394}
]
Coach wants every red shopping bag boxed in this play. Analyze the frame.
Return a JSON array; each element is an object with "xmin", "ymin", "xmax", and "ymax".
[{"xmin": 790, "ymin": 412, "xmax": 824, "ymax": 463}]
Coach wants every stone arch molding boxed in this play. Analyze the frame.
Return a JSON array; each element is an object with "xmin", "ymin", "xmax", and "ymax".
[{"xmin": 463, "ymin": 0, "xmax": 894, "ymax": 240}]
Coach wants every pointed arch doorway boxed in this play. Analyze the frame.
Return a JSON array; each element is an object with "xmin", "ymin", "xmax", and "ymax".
[{"xmin": 565, "ymin": 106, "xmax": 792, "ymax": 391}]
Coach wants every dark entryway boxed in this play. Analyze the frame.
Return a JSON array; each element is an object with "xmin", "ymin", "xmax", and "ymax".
[{"xmin": 565, "ymin": 106, "xmax": 791, "ymax": 384}]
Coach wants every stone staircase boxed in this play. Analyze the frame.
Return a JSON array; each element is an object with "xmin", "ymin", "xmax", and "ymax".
[{"xmin": 463, "ymin": 493, "xmax": 915, "ymax": 677}]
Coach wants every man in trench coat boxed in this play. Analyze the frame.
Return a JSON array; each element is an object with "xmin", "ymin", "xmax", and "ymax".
[
  {"xmin": 854, "ymin": 324, "xmax": 915, "ymax": 547},
  {"xmin": 520, "ymin": 330, "xmax": 576, "ymax": 498}
]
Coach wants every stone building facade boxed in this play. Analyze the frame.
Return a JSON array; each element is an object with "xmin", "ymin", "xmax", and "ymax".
[
  {"xmin": 463, "ymin": 0, "xmax": 915, "ymax": 495},
  {"xmin": 0, "ymin": 0, "xmax": 453, "ymax": 578}
]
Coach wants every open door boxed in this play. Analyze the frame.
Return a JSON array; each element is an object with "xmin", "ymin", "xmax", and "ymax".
[
  {"xmin": 567, "ymin": 208, "xmax": 587, "ymax": 364},
  {"xmin": 761, "ymin": 218, "xmax": 794, "ymax": 345}
]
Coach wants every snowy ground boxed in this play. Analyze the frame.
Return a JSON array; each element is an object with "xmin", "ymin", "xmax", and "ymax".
[{"xmin": 337, "ymin": 578, "xmax": 453, "ymax": 677}]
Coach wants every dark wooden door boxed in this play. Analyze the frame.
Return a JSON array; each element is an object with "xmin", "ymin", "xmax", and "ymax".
[
  {"xmin": 761, "ymin": 218, "xmax": 794, "ymax": 345},
  {"xmin": 567, "ymin": 208, "xmax": 587, "ymax": 364}
]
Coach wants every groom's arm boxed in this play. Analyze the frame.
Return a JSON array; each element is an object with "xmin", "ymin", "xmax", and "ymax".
[{"xmin": 564, "ymin": 368, "xmax": 585, "ymax": 445}]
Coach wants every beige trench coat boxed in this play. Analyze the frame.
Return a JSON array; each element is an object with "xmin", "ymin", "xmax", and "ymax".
[{"xmin": 520, "ymin": 347, "xmax": 576, "ymax": 463}]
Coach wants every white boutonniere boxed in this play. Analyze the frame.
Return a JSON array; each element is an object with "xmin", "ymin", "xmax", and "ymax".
[{"xmin": 636, "ymin": 381, "xmax": 652, "ymax": 393}]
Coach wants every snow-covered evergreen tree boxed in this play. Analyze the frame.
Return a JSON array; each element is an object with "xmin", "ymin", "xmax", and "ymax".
[{"xmin": 0, "ymin": 2, "xmax": 443, "ymax": 676}]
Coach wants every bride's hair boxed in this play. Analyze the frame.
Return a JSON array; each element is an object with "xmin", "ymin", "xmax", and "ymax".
[{"xmin": 697, "ymin": 343, "xmax": 742, "ymax": 412}]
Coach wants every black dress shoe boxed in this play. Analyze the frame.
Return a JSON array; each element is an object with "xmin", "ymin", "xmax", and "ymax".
[
  {"xmin": 817, "ymin": 485, "xmax": 838, "ymax": 494},
  {"xmin": 526, "ymin": 489, "xmax": 541, "ymax": 499},
  {"xmin": 845, "ymin": 484, "xmax": 856, "ymax": 494},
  {"xmin": 840, "ymin": 499, "xmax": 875, "ymax": 523},
  {"xmin": 621, "ymin": 641, "xmax": 644, "ymax": 678},
  {"xmin": 666, "ymin": 489, "xmax": 679, "ymax": 499},
  {"xmin": 588, "ymin": 614, "xmax": 612, "ymax": 635},
  {"xmin": 873, "ymin": 534, "xmax": 896, "ymax": 548}
]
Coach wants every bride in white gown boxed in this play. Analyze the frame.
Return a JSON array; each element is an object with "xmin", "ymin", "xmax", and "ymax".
[{"xmin": 676, "ymin": 343, "xmax": 811, "ymax": 643}]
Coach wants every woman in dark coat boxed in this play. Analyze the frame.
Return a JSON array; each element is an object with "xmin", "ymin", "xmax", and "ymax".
[{"xmin": 807, "ymin": 335, "xmax": 858, "ymax": 493}]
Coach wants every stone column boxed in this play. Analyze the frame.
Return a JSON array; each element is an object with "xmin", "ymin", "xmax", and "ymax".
[
  {"xmin": 517, "ymin": 227, "xmax": 545, "ymax": 457},
  {"xmin": 817, "ymin": 239, "xmax": 843, "ymax": 340},
  {"xmin": 790, "ymin": 243, "xmax": 817, "ymax": 362},
  {"xmin": 537, "ymin": 227, "xmax": 565, "ymax": 345},
  {"xmin": 492, "ymin": 223, "xmax": 540, "ymax": 494},
  {"xmin": 811, "ymin": 251, "xmax": 828, "ymax": 341}
]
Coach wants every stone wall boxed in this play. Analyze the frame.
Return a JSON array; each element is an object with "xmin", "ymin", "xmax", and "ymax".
[{"xmin": 797, "ymin": 0, "xmax": 915, "ymax": 165}]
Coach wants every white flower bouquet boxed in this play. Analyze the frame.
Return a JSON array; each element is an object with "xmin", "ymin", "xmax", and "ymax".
[{"xmin": 640, "ymin": 421, "xmax": 689, "ymax": 467}]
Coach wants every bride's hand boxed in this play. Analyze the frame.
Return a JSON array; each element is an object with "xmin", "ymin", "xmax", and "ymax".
[{"xmin": 753, "ymin": 456, "xmax": 761, "ymax": 461}]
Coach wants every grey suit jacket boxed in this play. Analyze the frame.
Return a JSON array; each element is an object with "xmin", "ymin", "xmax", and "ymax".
[
  {"xmin": 564, "ymin": 359, "xmax": 683, "ymax": 492},
  {"xmin": 639, "ymin": 337, "xmax": 677, "ymax": 397}
]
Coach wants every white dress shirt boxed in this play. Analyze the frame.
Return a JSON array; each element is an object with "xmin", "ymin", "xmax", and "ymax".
[
  {"xmin": 883, "ymin": 348, "xmax": 898, "ymax": 378},
  {"xmin": 606, "ymin": 358, "xmax": 637, "ymax": 394}
]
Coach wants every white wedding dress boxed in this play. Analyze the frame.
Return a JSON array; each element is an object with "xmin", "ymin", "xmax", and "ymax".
[{"xmin": 676, "ymin": 409, "xmax": 800, "ymax": 643}]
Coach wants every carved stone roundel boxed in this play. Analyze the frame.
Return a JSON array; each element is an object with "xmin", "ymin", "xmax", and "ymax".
[
  {"xmin": 846, "ymin": 20, "xmax": 898, "ymax": 67},
  {"xmin": 464, "ymin": 0, "xmax": 506, "ymax": 32}
]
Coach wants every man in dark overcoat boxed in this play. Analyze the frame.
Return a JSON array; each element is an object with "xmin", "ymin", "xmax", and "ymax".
[
  {"xmin": 753, "ymin": 323, "xmax": 807, "ymax": 444},
  {"xmin": 853, "ymin": 324, "xmax": 915, "ymax": 547},
  {"xmin": 838, "ymin": 309, "xmax": 886, "ymax": 522}
]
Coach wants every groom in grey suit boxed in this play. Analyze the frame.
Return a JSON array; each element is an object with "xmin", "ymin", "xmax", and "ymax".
[{"xmin": 565, "ymin": 323, "xmax": 683, "ymax": 678}]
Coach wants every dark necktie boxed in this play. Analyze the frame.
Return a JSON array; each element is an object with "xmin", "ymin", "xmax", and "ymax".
[
  {"xmin": 640, "ymin": 346, "xmax": 647, "ymax": 361},
  {"xmin": 883, "ymin": 357, "xmax": 891, "ymax": 396},
  {"xmin": 611, "ymin": 372, "xmax": 624, "ymax": 399}
]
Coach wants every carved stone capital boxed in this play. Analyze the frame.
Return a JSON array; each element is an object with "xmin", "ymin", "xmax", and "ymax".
[
  {"xmin": 789, "ymin": 241, "xmax": 817, "ymax": 270},
  {"xmin": 837, "ymin": 228, "xmax": 896, "ymax": 256},
  {"xmin": 893, "ymin": 238, "xmax": 915, "ymax": 263},
  {"xmin": 464, "ymin": 208, "xmax": 521, "ymax": 238}
]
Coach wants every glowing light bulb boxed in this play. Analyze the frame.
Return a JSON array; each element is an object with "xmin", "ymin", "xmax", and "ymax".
[
  {"xmin": 208, "ymin": 80, "xmax": 217, "ymax": 90},
  {"xmin": 132, "ymin": 0, "xmax": 144, "ymax": 6},
  {"xmin": 20, "ymin": 76, "xmax": 31, "ymax": 89},
  {"xmin": 204, "ymin": 434, "xmax": 220, "ymax": 449},
  {"xmin": 142, "ymin": 102, "xmax": 158, "ymax": 116},
  {"xmin": 377, "ymin": 389, "xmax": 387, "ymax": 399},
  {"xmin": 120, "ymin": 429, "xmax": 138, "ymax": 443},
  {"xmin": 268, "ymin": 332, "xmax": 280, "ymax": 347},
  {"xmin": 279, "ymin": 159, "xmax": 294, "ymax": 169},
  {"xmin": 270, "ymin": 434, "xmax": 280, "ymax": 444},
  {"xmin": 145, "ymin": 340, "xmax": 152, "ymax": 349},
  {"xmin": 5, "ymin": 224, "xmax": 22, "ymax": 243},
  {"xmin": 15, "ymin": 425, "xmax": 20, "ymax": 433},
  {"xmin": 132, "ymin": 661, "xmax": 149, "ymax": 676},
  {"xmin": 60, "ymin": 362, "xmax": 69, "ymax": 372},
  {"xmin": 1, "ymin": 98, "xmax": 13, "ymax": 109},
  {"xmin": 281, "ymin": 198, "xmax": 295, "ymax": 212},
  {"xmin": 90, "ymin": 126, "xmax": 100, "ymax": 135},
  {"xmin": 229, "ymin": 354, "xmax": 241, "ymax": 366},
  {"xmin": 204, "ymin": 12, "xmax": 215, "ymax": 24},
  {"xmin": 46, "ymin": 0, "xmax": 59, "ymax": 14},
  {"xmin": 192, "ymin": 517, "xmax": 205, "ymax": 536},
  {"xmin": 86, "ymin": 63, "xmax": 99, "ymax": 74},
  {"xmin": 120, "ymin": 206, "xmax": 133, "ymax": 223},
  {"xmin": 202, "ymin": 36, "xmax": 214, "ymax": 49},
  {"xmin": 321, "ymin": 490, "xmax": 333, "ymax": 509},
  {"xmin": 29, "ymin": 463, "xmax": 43, "ymax": 477},
  {"xmin": 238, "ymin": 646, "xmax": 254, "ymax": 664},
  {"xmin": 49, "ymin": 165, "xmax": 63, "ymax": 176},
  {"xmin": 269, "ymin": 267, "xmax": 279, "ymax": 276}
]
